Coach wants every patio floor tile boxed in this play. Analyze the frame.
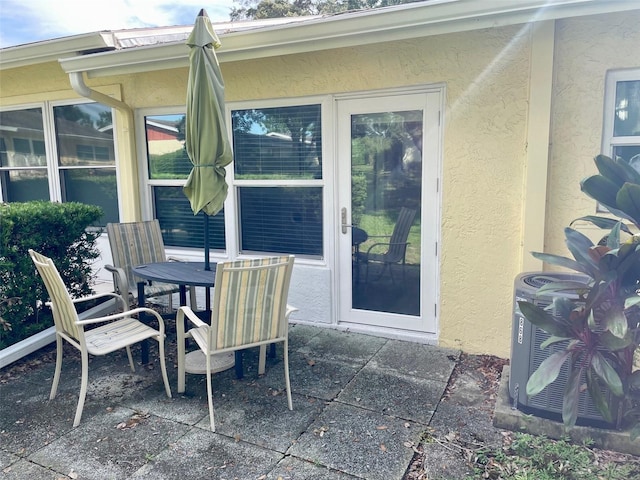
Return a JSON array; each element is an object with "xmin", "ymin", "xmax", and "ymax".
[
  {"xmin": 288, "ymin": 402, "xmax": 421, "ymax": 480},
  {"xmin": 27, "ymin": 407, "xmax": 191, "ymax": 480},
  {"xmin": 129, "ymin": 428, "xmax": 283, "ymax": 479},
  {"xmin": 336, "ymin": 365, "xmax": 447, "ymax": 424}
]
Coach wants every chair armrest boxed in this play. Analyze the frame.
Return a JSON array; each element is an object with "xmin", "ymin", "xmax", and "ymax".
[
  {"xmin": 176, "ymin": 306, "xmax": 208, "ymax": 344},
  {"xmin": 75, "ymin": 306, "xmax": 165, "ymax": 335},
  {"xmin": 366, "ymin": 234, "xmax": 392, "ymax": 239},
  {"xmin": 70, "ymin": 291, "xmax": 128, "ymax": 311},
  {"xmin": 178, "ymin": 306, "xmax": 207, "ymax": 327},
  {"xmin": 285, "ymin": 304, "xmax": 299, "ymax": 320},
  {"xmin": 365, "ymin": 241, "xmax": 409, "ymax": 255},
  {"xmin": 104, "ymin": 264, "xmax": 130, "ymax": 296}
]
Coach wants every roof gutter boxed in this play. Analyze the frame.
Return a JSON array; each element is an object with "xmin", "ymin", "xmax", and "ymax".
[
  {"xmin": 56, "ymin": 0, "xmax": 639, "ymax": 80},
  {"xmin": 68, "ymin": 71, "xmax": 132, "ymax": 114}
]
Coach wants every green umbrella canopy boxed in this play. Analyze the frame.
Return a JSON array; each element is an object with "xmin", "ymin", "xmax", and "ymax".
[{"xmin": 184, "ymin": 9, "xmax": 233, "ymax": 217}]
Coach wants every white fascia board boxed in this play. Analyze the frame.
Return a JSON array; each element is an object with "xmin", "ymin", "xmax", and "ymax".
[
  {"xmin": 0, "ymin": 33, "xmax": 114, "ymax": 70},
  {"xmin": 58, "ymin": 0, "xmax": 638, "ymax": 78}
]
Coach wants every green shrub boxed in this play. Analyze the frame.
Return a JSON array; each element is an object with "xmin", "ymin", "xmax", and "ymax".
[{"xmin": 0, "ymin": 201, "xmax": 102, "ymax": 349}]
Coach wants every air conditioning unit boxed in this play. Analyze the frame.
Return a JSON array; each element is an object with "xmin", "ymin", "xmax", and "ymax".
[{"xmin": 510, "ymin": 271, "xmax": 616, "ymax": 428}]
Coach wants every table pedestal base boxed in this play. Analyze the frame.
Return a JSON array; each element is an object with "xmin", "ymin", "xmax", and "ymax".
[{"xmin": 184, "ymin": 351, "xmax": 235, "ymax": 374}]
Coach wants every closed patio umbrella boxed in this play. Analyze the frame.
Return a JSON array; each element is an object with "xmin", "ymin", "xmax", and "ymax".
[{"xmin": 184, "ymin": 9, "xmax": 233, "ymax": 271}]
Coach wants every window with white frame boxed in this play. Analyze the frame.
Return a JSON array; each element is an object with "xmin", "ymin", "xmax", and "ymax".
[
  {"xmin": 142, "ymin": 113, "xmax": 226, "ymax": 250},
  {"xmin": 231, "ymin": 103, "xmax": 323, "ymax": 257},
  {"xmin": 0, "ymin": 102, "xmax": 119, "ymax": 226},
  {"xmin": 602, "ymin": 69, "xmax": 640, "ymax": 170},
  {"xmin": 141, "ymin": 102, "xmax": 324, "ymax": 258}
]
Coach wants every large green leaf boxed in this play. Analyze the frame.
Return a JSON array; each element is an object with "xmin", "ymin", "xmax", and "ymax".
[
  {"xmin": 617, "ymin": 182, "xmax": 640, "ymax": 228},
  {"xmin": 562, "ymin": 363, "xmax": 582, "ymax": 426},
  {"xmin": 518, "ymin": 301, "xmax": 570, "ymax": 337},
  {"xmin": 610, "ymin": 154, "xmax": 640, "ymax": 184},
  {"xmin": 526, "ymin": 350, "xmax": 571, "ymax": 396},
  {"xmin": 598, "ymin": 330, "xmax": 634, "ymax": 351},
  {"xmin": 540, "ymin": 335, "xmax": 570, "ymax": 350},
  {"xmin": 565, "ymin": 227, "xmax": 598, "ymax": 272},
  {"xmin": 537, "ymin": 280, "xmax": 590, "ymax": 297},
  {"xmin": 586, "ymin": 368, "xmax": 613, "ymax": 423},
  {"xmin": 585, "ymin": 280, "xmax": 610, "ymax": 312},
  {"xmin": 594, "ymin": 154, "xmax": 631, "ymax": 187},
  {"xmin": 591, "ymin": 352, "xmax": 623, "ymax": 397},
  {"xmin": 606, "ymin": 222, "xmax": 622, "ymax": 249},
  {"xmin": 531, "ymin": 252, "xmax": 592, "ymax": 276},
  {"xmin": 580, "ymin": 175, "xmax": 622, "ymax": 212},
  {"xmin": 604, "ymin": 303, "xmax": 628, "ymax": 339},
  {"xmin": 625, "ymin": 295, "xmax": 640, "ymax": 308},
  {"xmin": 571, "ymin": 216, "xmax": 633, "ymax": 235}
]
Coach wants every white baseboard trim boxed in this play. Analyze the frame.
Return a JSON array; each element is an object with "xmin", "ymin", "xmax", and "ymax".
[{"xmin": 0, "ymin": 298, "xmax": 118, "ymax": 370}]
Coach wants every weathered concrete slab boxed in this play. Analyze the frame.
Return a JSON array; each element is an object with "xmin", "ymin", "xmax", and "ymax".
[
  {"xmin": 0, "ymin": 458, "xmax": 65, "ymax": 479},
  {"xmin": 260, "ymin": 349, "xmax": 363, "ymax": 400},
  {"xmin": 266, "ymin": 455, "xmax": 361, "ymax": 479},
  {"xmin": 288, "ymin": 402, "xmax": 420, "ymax": 480},
  {"xmin": 369, "ymin": 340, "xmax": 459, "ymax": 382},
  {"xmin": 337, "ymin": 365, "xmax": 446, "ymax": 424},
  {"xmin": 129, "ymin": 428, "xmax": 283, "ymax": 479},
  {"xmin": 296, "ymin": 329, "xmax": 387, "ymax": 365},
  {"xmin": 28, "ymin": 407, "xmax": 190, "ymax": 480}
]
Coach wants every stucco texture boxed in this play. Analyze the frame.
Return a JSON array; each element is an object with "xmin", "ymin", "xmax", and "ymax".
[
  {"xmin": 0, "ymin": 24, "xmax": 534, "ymax": 358},
  {"xmin": 220, "ymin": 26, "xmax": 532, "ymax": 356},
  {"xmin": 547, "ymin": 11, "xmax": 640, "ymax": 257}
]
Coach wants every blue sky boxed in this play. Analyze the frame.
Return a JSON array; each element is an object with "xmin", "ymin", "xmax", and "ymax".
[{"xmin": 0, "ymin": 0, "xmax": 236, "ymax": 48}]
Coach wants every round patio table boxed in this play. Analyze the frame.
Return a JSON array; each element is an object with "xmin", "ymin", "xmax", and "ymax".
[{"xmin": 132, "ymin": 261, "xmax": 236, "ymax": 376}]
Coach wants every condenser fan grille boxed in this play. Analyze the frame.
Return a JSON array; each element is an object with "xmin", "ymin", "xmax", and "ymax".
[{"xmin": 521, "ymin": 273, "xmax": 584, "ymax": 290}]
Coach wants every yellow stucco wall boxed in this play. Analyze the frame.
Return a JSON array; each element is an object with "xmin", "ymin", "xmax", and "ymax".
[
  {"xmin": 221, "ymin": 25, "xmax": 532, "ymax": 357},
  {"xmin": 4, "ymin": 12, "xmax": 636, "ymax": 358},
  {"xmin": 546, "ymin": 11, "xmax": 640, "ymax": 259},
  {"xmin": 0, "ymin": 25, "xmax": 533, "ymax": 358}
]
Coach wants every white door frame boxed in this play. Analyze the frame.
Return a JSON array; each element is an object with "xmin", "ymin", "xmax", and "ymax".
[{"xmin": 333, "ymin": 86, "xmax": 443, "ymax": 339}]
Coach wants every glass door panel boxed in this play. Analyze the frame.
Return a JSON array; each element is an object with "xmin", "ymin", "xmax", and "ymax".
[{"xmin": 337, "ymin": 92, "xmax": 440, "ymax": 334}]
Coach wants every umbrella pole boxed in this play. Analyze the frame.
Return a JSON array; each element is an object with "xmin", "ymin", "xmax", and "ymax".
[{"xmin": 203, "ymin": 212, "xmax": 210, "ymax": 271}]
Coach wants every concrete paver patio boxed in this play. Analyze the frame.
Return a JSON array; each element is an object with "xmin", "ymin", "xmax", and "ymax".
[{"xmin": 0, "ymin": 324, "xmax": 459, "ymax": 479}]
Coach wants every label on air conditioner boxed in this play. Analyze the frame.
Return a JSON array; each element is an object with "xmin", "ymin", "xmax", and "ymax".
[{"xmin": 517, "ymin": 316, "xmax": 524, "ymax": 344}]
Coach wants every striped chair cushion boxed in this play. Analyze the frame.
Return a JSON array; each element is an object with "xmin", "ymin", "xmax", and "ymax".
[
  {"xmin": 30, "ymin": 249, "xmax": 82, "ymax": 341},
  {"xmin": 106, "ymin": 220, "xmax": 179, "ymax": 298},
  {"xmin": 213, "ymin": 256, "xmax": 292, "ymax": 350},
  {"xmin": 84, "ymin": 317, "xmax": 160, "ymax": 355}
]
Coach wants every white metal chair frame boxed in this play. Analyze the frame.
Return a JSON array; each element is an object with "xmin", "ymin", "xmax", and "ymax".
[
  {"xmin": 176, "ymin": 255, "xmax": 297, "ymax": 431},
  {"xmin": 29, "ymin": 249, "xmax": 172, "ymax": 427}
]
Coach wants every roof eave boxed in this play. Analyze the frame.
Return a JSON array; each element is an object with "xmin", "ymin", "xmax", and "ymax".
[
  {"xmin": 0, "ymin": 32, "xmax": 115, "ymax": 69},
  {"xmin": 5, "ymin": 0, "xmax": 638, "ymax": 77}
]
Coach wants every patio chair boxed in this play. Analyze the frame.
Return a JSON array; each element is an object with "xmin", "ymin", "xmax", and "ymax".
[
  {"xmin": 28, "ymin": 249, "xmax": 172, "ymax": 427},
  {"xmin": 106, "ymin": 220, "xmax": 195, "ymax": 309},
  {"xmin": 358, "ymin": 207, "xmax": 417, "ymax": 283},
  {"xmin": 176, "ymin": 255, "xmax": 297, "ymax": 431}
]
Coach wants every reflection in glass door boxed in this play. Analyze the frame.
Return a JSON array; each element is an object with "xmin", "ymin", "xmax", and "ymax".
[{"xmin": 337, "ymin": 92, "xmax": 440, "ymax": 334}]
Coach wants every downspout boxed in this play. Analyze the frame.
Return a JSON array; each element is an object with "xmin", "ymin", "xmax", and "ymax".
[
  {"xmin": 69, "ymin": 72, "xmax": 131, "ymax": 113},
  {"xmin": 68, "ymin": 72, "xmax": 140, "ymax": 220}
]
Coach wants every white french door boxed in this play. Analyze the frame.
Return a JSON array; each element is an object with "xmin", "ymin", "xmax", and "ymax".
[{"xmin": 336, "ymin": 90, "xmax": 441, "ymax": 334}]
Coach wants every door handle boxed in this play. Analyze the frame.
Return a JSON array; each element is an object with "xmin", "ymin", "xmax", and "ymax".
[{"xmin": 341, "ymin": 207, "xmax": 353, "ymax": 234}]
